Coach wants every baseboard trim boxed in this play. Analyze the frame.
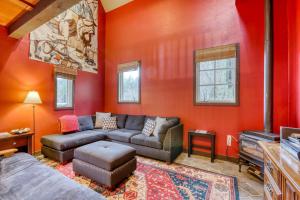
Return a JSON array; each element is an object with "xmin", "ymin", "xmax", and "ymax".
[{"xmin": 183, "ymin": 149, "xmax": 239, "ymax": 163}]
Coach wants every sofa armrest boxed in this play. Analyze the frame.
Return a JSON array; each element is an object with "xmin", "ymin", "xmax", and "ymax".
[{"xmin": 163, "ymin": 124, "xmax": 183, "ymax": 161}]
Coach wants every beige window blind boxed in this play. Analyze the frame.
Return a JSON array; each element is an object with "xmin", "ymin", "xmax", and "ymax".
[
  {"xmin": 54, "ymin": 65, "xmax": 77, "ymax": 79},
  {"xmin": 118, "ymin": 61, "xmax": 140, "ymax": 72},
  {"xmin": 195, "ymin": 44, "xmax": 237, "ymax": 62}
]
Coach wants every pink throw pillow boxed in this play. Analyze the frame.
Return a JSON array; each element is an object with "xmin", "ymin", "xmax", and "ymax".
[{"xmin": 59, "ymin": 115, "xmax": 79, "ymax": 133}]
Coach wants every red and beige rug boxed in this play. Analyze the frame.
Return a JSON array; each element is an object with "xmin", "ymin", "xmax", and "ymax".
[{"xmin": 40, "ymin": 156, "xmax": 239, "ymax": 200}]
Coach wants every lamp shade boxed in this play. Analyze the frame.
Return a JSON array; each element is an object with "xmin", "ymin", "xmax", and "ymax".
[{"xmin": 24, "ymin": 91, "xmax": 42, "ymax": 104}]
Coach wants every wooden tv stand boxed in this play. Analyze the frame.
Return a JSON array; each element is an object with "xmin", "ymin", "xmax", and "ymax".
[{"xmin": 259, "ymin": 141, "xmax": 300, "ymax": 200}]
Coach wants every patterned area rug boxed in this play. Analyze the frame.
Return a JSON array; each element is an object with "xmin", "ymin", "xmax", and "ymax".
[{"xmin": 39, "ymin": 156, "xmax": 239, "ymax": 200}]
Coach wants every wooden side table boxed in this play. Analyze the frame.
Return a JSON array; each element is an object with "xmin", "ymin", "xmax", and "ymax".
[
  {"xmin": 0, "ymin": 132, "xmax": 34, "ymax": 154},
  {"xmin": 188, "ymin": 130, "xmax": 216, "ymax": 162}
]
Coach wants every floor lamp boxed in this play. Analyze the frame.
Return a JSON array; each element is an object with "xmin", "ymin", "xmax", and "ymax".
[{"xmin": 24, "ymin": 91, "xmax": 42, "ymax": 154}]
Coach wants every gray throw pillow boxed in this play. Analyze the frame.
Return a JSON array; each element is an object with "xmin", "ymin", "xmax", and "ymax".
[
  {"xmin": 142, "ymin": 119, "xmax": 156, "ymax": 136},
  {"xmin": 153, "ymin": 117, "xmax": 168, "ymax": 137},
  {"xmin": 78, "ymin": 116, "xmax": 94, "ymax": 131},
  {"xmin": 112, "ymin": 114, "xmax": 128, "ymax": 128},
  {"xmin": 153, "ymin": 117, "xmax": 180, "ymax": 142},
  {"xmin": 125, "ymin": 115, "xmax": 145, "ymax": 131}
]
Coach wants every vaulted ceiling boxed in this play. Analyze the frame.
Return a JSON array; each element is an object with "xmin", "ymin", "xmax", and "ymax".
[
  {"xmin": 0, "ymin": 0, "xmax": 133, "ymax": 28},
  {"xmin": 100, "ymin": 0, "xmax": 133, "ymax": 12},
  {"xmin": 0, "ymin": 0, "xmax": 133, "ymax": 38},
  {"xmin": 0, "ymin": 0, "xmax": 40, "ymax": 27}
]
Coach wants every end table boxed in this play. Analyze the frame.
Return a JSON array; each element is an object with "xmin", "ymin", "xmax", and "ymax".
[
  {"xmin": 0, "ymin": 132, "xmax": 34, "ymax": 154},
  {"xmin": 188, "ymin": 130, "xmax": 216, "ymax": 162}
]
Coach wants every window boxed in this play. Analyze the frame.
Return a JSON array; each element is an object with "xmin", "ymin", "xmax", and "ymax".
[
  {"xmin": 118, "ymin": 61, "xmax": 141, "ymax": 103},
  {"xmin": 194, "ymin": 44, "xmax": 239, "ymax": 105},
  {"xmin": 55, "ymin": 73, "xmax": 75, "ymax": 110}
]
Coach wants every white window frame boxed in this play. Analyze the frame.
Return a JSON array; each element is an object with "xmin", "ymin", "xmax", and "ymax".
[{"xmin": 118, "ymin": 61, "xmax": 141, "ymax": 104}]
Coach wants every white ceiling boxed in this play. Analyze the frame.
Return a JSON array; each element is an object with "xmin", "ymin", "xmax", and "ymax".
[{"xmin": 100, "ymin": 0, "xmax": 133, "ymax": 12}]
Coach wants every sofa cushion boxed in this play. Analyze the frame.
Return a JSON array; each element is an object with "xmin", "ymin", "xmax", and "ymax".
[
  {"xmin": 0, "ymin": 153, "xmax": 39, "ymax": 178},
  {"xmin": 131, "ymin": 134, "xmax": 162, "ymax": 149},
  {"xmin": 74, "ymin": 141, "xmax": 136, "ymax": 171},
  {"xmin": 125, "ymin": 115, "xmax": 145, "ymax": 131},
  {"xmin": 155, "ymin": 118, "xmax": 180, "ymax": 142},
  {"xmin": 41, "ymin": 130, "xmax": 107, "ymax": 151},
  {"xmin": 92, "ymin": 115, "xmax": 96, "ymax": 125},
  {"xmin": 91, "ymin": 129, "xmax": 108, "ymax": 134},
  {"xmin": 153, "ymin": 117, "xmax": 168, "ymax": 137},
  {"xmin": 112, "ymin": 114, "xmax": 128, "ymax": 128},
  {"xmin": 106, "ymin": 129, "xmax": 141, "ymax": 143},
  {"xmin": 78, "ymin": 116, "xmax": 94, "ymax": 131},
  {"xmin": 167, "ymin": 117, "xmax": 180, "ymax": 124},
  {"xmin": 1, "ymin": 153, "xmax": 105, "ymax": 200}
]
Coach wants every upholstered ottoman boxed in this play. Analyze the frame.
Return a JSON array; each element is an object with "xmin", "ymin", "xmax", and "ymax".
[{"xmin": 73, "ymin": 141, "xmax": 136, "ymax": 188}]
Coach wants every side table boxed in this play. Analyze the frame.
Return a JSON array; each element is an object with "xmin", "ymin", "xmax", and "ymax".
[
  {"xmin": 188, "ymin": 130, "xmax": 216, "ymax": 162},
  {"xmin": 0, "ymin": 132, "xmax": 34, "ymax": 154}
]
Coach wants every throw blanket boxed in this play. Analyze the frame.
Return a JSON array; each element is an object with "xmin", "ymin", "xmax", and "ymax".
[
  {"xmin": 59, "ymin": 115, "xmax": 80, "ymax": 133},
  {"xmin": 0, "ymin": 153, "xmax": 104, "ymax": 200}
]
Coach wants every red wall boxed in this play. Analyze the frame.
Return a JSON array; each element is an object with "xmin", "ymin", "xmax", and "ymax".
[
  {"xmin": 104, "ymin": 0, "xmax": 265, "ymax": 157},
  {"xmin": 1, "ymin": 0, "xmax": 297, "ymax": 158},
  {"xmin": 0, "ymin": 5, "xmax": 105, "ymax": 152},
  {"xmin": 286, "ymin": 0, "xmax": 300, "ymax": 127},
  {"xmin": 295, "ymin": 2, "xmax": 300, "ymax": 127},
  {"xmin": 273, "ymin": 0, "xmax": 300, "ymax": 132},
  {"xmin": 273, "ymin": 0, "xmax": 290, "ymax": 133}
]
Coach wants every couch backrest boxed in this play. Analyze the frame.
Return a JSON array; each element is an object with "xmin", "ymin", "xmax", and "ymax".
[
  {"xmin": 166, "ymin": 117, "xmax": 180, "ymax": 125},
  {"xmin": 125, "ymin": 115, "xmax": 145, "ymax": 131},
  {"xmin": 89, "ymin": 114, "xmax": 180, "ymax": 131},
  {"xmin": 91, "ymin": 115, "xmax": 96, "ymax": 125},
  {"xmin": 111, "ymin": 114, "xmax": 127, "ymax": 128}
]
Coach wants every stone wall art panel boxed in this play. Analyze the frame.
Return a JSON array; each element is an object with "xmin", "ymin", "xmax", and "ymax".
[{"xmin": 30, "ymin": 0, "xmax": 98, "ymax": 73}]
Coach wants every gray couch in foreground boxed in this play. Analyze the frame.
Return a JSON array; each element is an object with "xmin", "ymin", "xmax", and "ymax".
[
  {"xmin": 41, "ymin": 114, "xmax": 183, "ymax": 164},
  {"xmin": 0, "ymin": 153, "xmax": 104, "ymax": 200}
]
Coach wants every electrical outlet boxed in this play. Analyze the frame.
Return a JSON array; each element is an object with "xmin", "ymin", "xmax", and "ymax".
[{"xmin": 227, "ymin": 135, "xmax": 232, "ymax": 146}]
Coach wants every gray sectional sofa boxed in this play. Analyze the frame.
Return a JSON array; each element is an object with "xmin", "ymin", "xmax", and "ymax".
[
  {"xmin": 0, "ymin": 153, "xmax": 104, "ymax": 200},
  {"xmin": 41, "ymin": 114, "xmax": 183, "ymax": 164}
]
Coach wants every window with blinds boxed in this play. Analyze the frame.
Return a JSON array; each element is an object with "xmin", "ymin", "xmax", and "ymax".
[
  {"xmin": 194, "ymin": 44, "xmax": 239, "ymax": 105},
  {"xmin": 54, "ymin": 66, "xmax": 77, "ymax": 110},
  {"xmin": 118, "ymin": 61, "xmax": 141, "ymax": 103}
]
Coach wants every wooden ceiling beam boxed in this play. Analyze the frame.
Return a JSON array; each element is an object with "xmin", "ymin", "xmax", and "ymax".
[
  {"xmin": 18, "ymin": 0, "xmax": 35, "ymax": 9},
  {"xmin": 8, "ymin": 0, "xmax": 81, "ymax": 39}
]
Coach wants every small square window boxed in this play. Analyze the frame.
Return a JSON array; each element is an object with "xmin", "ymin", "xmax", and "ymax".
[
  {"xmin": 118, "ymin": 61, "xmax": 141, "ymax": 103},
  {"xmin": 55, "ymin": 74, "xmax": 75, "ymax": 110},
  {"xmin": 194, "ymin": 44, "xmax": 239, "ymax": 105}
]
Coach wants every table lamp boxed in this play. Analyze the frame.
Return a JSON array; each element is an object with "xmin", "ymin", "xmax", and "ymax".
[{"xmin": 24, "ymin": 91, "xmax": 42, "ymax": 134}]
